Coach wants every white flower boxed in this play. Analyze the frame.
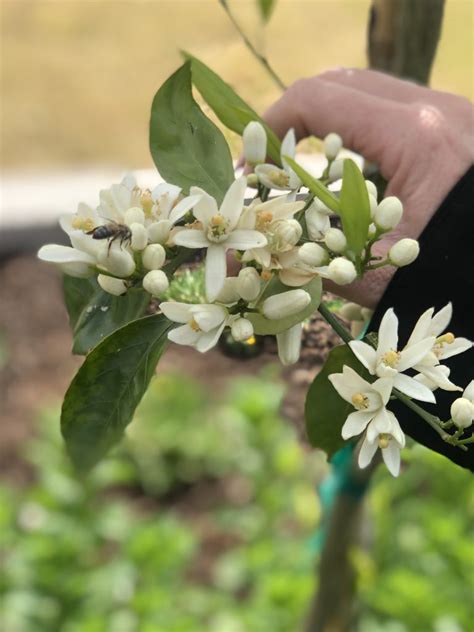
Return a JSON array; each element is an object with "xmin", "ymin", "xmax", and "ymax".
[
  {"xmin": 236, "ymin": 267, "xmax": 261, "ymax": 302},
  {"xmin": 349, "ymin": 308, "xmax": 437, "ymax": 402},
  {"xmin": 161, "ymin": 302, "xmax": 228, "ymax": 353},
  {"xmin": 37, "ymin": 244, "xmax": 97, "ymax": 278},
  {"xmin": 324, "ymin": 228, "xmax": 347, "ymax": 253},
  {"xmin": 98, "ymin": 174, "xmax": 141, "ymax": 222},
  {"xmin": 147, "ymin": 184, "xmax": 201, "ymax": 245},
  {"xmin": 143, "ymin": 270, "xmax": 169, "ymax": 297},
  {"xmin": 276, "ymin": 323, "xmax": 302, "ymax": 365},
  {"xmin": 173, "ymin": 177, "xmax": 266, "ymax": 301},
  {"xmin": 328, "ymin": 366, "xmax": 405, "ymax": 476},
  {"xmin": 262, "ymin": 289, "xmax": 310, "ymax": 320},
  {"xmin": 365, "ymin": 180, "xmax": 378, "ymax": 200},
  {"xmin": 323, "ymin": 133, "xmax": 343, "ymax": 160},
  {"xmin": 389, "ymin": 238, "xmax": 419, "ymax": 267},
  {"xmin": 374, "ymin": 197, "xmax": 403, "ymax": 231},
  {"xmin": 254, "ymin": 128, "xmax": 301, "ymax": 194},
  {"xmin": 142, "ymin": 244, "xmax": 166, "ymax": 271},
  {"xmin": 451, "ymin": 397, "xmax": 474, "ymax": 429},
  {"xmin": 97, "ymin": 244, "xmax": 136, "ymax": 278},
  {"xmin": 130, "ymin": 223, "xmax": 148, "ymax": 251},
  {"xmin": 305, "ymin": 199, "xmax": 331, "ymax": 240},
  {"xmin": 327, "ymin": 257, "xmax": 357, "ymax": 285},
  {"xmin": 97, "ymin": 274, "xmax": 128, "ymax": 296},
  {"xmin": 230, "ymin": 317, "xmax": 254, "ymax": 342},
  {"xmin": 278, "ymin": 247, "xmax": 329, "ymax": 287},
  {"xmin": 298, "ymin": 242, "xmax": 328, "ymax": 268},
  {"xmin": 243, "ymin": 121, "xmax": 267, "ymax": 165}
]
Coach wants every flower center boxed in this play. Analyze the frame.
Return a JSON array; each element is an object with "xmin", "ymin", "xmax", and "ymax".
[
  {"xmin": 433, "ymin": 332, "xmax": 455, "ymax": 357},
  {"xmin": 189, "ymin": 318, "xmax": 201, "ymax": 332},
  {"xmin": 352, "ymin": 392, "xmax": 369, "ymax": 410},
  {"xmin": 378, "ymin": 433, "xmax": 391, "ymax": 449},
  {"xmin": 381, "ymin": 349, "xmax": 400, "ymax": 368},
  {"xmin": 256, "ymin": 211, "xmax": 273, "ymax": 232},
  {"xmin": 207, "ymin": 215, "xmax": 230, "ymax": 243},
  {"xmin": 140, "ymin": 189, "xmax": 154, "ymax": 217},
  {"xmin": 73, "ymin": 217, "xmax": 96, "ymax": 232},
  {"xmin": 271, "ymin": 170, "xmax": 290, "ymax": 188}
]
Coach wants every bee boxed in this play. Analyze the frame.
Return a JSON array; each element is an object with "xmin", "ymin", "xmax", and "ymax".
[{"xmin": 86, "ymin": 222, "xmax": 132, "ymax": 253}]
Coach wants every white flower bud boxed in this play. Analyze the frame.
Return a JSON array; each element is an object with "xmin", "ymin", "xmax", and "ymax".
[
  {"xmin": 262, "ymin": 289, "xmax": 311, "ymax": 320},
  {"xmin": 374, "ymin": 196, "xmax": 403, "ymax": 231},
  {"xmin": 327, "ymin": 257, "xmax": 357, "ymax": 285},
  {"xmin": 243, "ymin": 121, "xmax": 267, "ymax": 166},
  {"xmin": 298, "ymin": 242, "xmax": 328, "ymax": 267},
  {"xmin": 365, "ymin": 180, "xmax": 378, "ymax": 200},
  {"xmin": 324, "ymin": 133, "xmax": 343, "ymax": 160},
  {"xmin": 361, "ymin": 307, "xmax": 374, "ymax": 321},
  {"xmin": 339, "ymin": 302, "xmax": 363, "ymax": 321},
  {"xmin": 276, "ymin": 323, "xmax": 302, "ymax": 366},
  {"xmin": 328, "ymin": 159, "xmax": 344, "ymax": 181},
  {"xmin": 124, "ymin": 206, "xmax": 145, "ymax": 226},
  {"xmin": 98, "ymin": 246, "xmax": 135, "ymax": 278},
  {"xmin": 368, "ymin": 223, "xmax": 377, "ymax": 238},
  {"xmin": 324, "ymin": 227, "xmax": 347, "ymax": 253},
  {"xmin": 148, "ymin": 220, "xmax": 173, "ymax": 244},
  {"xmin": 216, "ymin": 277, "xmax": 241, "ymax": 304},
  {"xmin": 389, "ymin": 238, "xmax": 420, "ymax": 267},
  {"xmin": 311, "ymin": 198, "xmax": 332, "ymax": 215},
  {"xmin": 142, "ymin": 244, "xmax": 166, "ymax": 270},
  {"xmin": 231, "ymin": 317, "xmax": 254, "ymax": 342},
  {"xmin": 97, "ymin": 274, "xmax": 128, "ymax": 296},
  {"xmin": 368, "ymin": 194, "xmax": 378, "ymax": 219},
  {"xmin": 450, "ymin": 397, "xmax": 474, "ymax": 429},
  {"xmin": 237, "ymin": 267, "xmax": 261, "ymax": 302},
  {"xmin": 143, "ymin": 270, "xmax": 169, "ymax": 297},
  {"xmin": 463, "ymin": 380, "xmax": 474, "ymax": 402},
  {"xmin": 130, "ymin": 223, "xmax": 148, "ymax": 251},
  {"xmin": 273, "ymin": 219, "xmax": 302, "ymax": 250}
]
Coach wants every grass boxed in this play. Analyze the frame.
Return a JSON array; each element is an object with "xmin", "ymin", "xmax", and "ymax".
[{"xmin": 1, "ymin": 0, "xmax": 472, "ymax": 169}]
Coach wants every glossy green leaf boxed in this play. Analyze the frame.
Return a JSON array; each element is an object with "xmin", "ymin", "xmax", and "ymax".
[
  {"xmin": 283, "ymin": 156, "xmax": 340, "ymax": 213},
  {"xmin": 305, "ymin": 344, "xmax": 371, "ymax": 458},
  {"xmin": 61, "ymin": 314, "xmax": 173, "ymax": 472},
  {"xmin": 257, "ymin": 0, "xmax": 276, "ymax": 22},
  {"xmin": 150, "ymin": 62, "xmax": 234, "ymax": 203},
  {"xmin": 183, "ymin": 52, "xmax": 282, "ymax": 165},
  {"xmin": 247, "ymin": 276, "xmax": 322, "ymax": 335},
  {"xmin": 63, "ymin": 276, "xmax": 150, "ymax": 356},
  {"xmin": 339, "ymin": 158, "xmax": 371, "ymax": 258}
]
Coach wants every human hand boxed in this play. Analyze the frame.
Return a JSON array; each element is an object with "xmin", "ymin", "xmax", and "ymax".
[{"xmin": 263, "ymin": 68, "xmax": 474, "ymax": 308}]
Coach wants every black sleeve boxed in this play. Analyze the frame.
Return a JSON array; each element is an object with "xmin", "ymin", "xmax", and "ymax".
[{"xmin": 369, "ymin": 165, "xmax": 474, "ymax": 471}]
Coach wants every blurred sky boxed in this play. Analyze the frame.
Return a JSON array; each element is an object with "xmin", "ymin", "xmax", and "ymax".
[{"xmin": 1, "ymin": 0, "xmax": 473, "ymax": 170}]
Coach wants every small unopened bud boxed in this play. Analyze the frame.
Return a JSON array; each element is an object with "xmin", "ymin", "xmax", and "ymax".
[
  {"xmin": 243, "ymin": 121, "xmax": 267, "ymax": 166},
  {"xmin": 143, "ymin": 270, "xmax": 169, "ymax": 297},
  {"xmin": 247, "ymin": 173, "xmax": 259, "ymax": 187},
  {"xmin": 98, "ymin": 246, "xmax": 135, "ymax": 277},
  {"xmin": 130, "ymin": 223, "xmax": 148, "ymax": 251},
  {"xmin": 365, "ymin": 180, "xmax": 378, "ymax": 200},
  {"xmin": 389, "ymin": 238, "xmax": 419, "ymax": 267},
  {"xmin": 374, "ymin": 197, "xmax": 403, "ymax": 231},
  {"xmin": 368, "ymin": 223, "xmax": 377, "ymax": 238},
  {"xmin": 339, "ymin": 302, "xmax": 363, "ymax": 321},
  {"xmin": 368, "ymin": 194, "xmax": 378, "ymax": 219},
  {"xmin": 97, "ymin": 274, "xmax": 128, "ymax": 296},
  {"xmin": 276, "ymin": 323, "xmax": 302, "ymax": 366},
  {"xmin": 273, "ymin": 219, "xmax": 302, "ymax": 249},
  {"xmin": 124, "ymin": 206, "xmax": 145, "ymax": 226},
  {"xmin": 142, "ymin": 243, "xmax": 166, "ymax": 270},
  {"xmin": 298, "ymin": 242, "xmax": 328, "ymax": 267},
  {"xmin": 451, "ymin": 397, "xmax": 474, "ymax": 429},
  {"xmin": 361, "ymin": 307, "xmax": 374, "ymax": 321},
  {"xmin": 262, "ymin": 289, "xmax": 311, "ymax": 320},
  {"xmin": 463, "ymin": 380, "xmax": 474, "ymax": 402},
  {"xmin": 148, "ymin": 220, "xmax": 173, "ymax": 244},
  {"xmin": 231, "ymin": 317, "xmax": 254, "ymax": 342},
  {"xmin": 328, "ymin": 159, "xmax": 344, "ymax": 181},
  {"xmin": 328, "ymin": 257, "xmax": 357, "ymax": 285},
  {"xmin": 324, "ymin": 228, "xmax": 347, "ymax": 253},
  {"xmin": 324, "ymin": 133, "xmax": 343, "ymax": 160},
  {"xmin": 237, "ymin": 267, "xmax": 261, "ymax": 302}
]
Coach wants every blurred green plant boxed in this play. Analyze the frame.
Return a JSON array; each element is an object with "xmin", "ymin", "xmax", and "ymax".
[{"xmin": 163, "ymin": 267, "xmax": 206, "ymax": 305}]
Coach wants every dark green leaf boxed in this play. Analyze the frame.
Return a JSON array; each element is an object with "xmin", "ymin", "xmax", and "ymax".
[
  {"xmin": 61, "ymin": 314, "xmax": 173, "ymax": 472},
  {"xmin": 283, "ymin": 156, "xmax": 340, "ymax": 213},
  {"xmin": 339, "ymin": 158, "xmax": 371, "ymax": 259},
  {"xmin": 305, "ymin": 344, "xmax": 371, "ymax": 458},
  {"xmin": 183, "ymin": 52, "xmax": 282, "ymax": 165},
  {"xmin": 150, "ymin": 62, "xmax": 234, "ymax": 203},
  {"xmin": 247, "ymin": 276, "xmax": 322, "ymax": 335},
  {"xmin": 63, "ymin": 276, "xmax": 150, "ymax": 356},
  {"xmin": 257, "ymin": 0, "xmax": 276, "ymax": 22}
]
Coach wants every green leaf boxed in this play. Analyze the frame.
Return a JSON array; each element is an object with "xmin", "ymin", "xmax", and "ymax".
[
  {"xmin": 63, "ymin": 276, "xmax": 150, "ymax": 356},
  {"xmin": 247, "ymin": 276, "xmax": 322, "ymax": 335},
  {"xmin": 339, "ymin": 158, "xmax": 371, "ymax": 259},
  {"xmin": 257, "ymin": 0, "xmax": 276, "ymax": 22},
  {"xmin": 183, "ymin": 52, "xmax": 282, "ymax": 165},
  {"xmin": 61, "ymin": 314, "xmax": 173, "ymax": 472},
  {"xmin": 149, "ymin": 62, "xmax": 234, "ymax": 203},
  {"xmin": 305, "ymin": 344, "xmax": 371, "ymax": 458},
  {"xmin": 283, "ymin": 156, "xmax": 340, "ymax": 213}
]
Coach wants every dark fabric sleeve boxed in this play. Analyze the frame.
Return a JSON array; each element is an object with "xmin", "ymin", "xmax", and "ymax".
[{"xmin": 369, "ymin": 165, "xmax": 474, "ymax": 471}]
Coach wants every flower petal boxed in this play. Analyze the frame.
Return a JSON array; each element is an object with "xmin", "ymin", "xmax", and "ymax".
[
  {"xmin": 169, "ymin": 194, "xmax": 202, "ymax": 224},
  {"xmin": 377, "ymin": 308, "xmax": 398, "ymax": 355},
  {"xmin": 417, "ymin": 365, "xmax": 462, "ymax": 392},
  {"xmin": 341, "ymin": 410, "xmax": 374, "ymax": 439},
  {"xmin": 438, "ymin": 337, "xmax": 473, "ymax": 360},
  {"xmin": 382, "ymin": 441, "xmax": 401, "ymax": 476},
  {"xmin": 196, "ymin": 322, "xmax": 226, "ymax": 353},
  {"xmin": 225, "ymin": 229, "xmax": 267, "ymax": 250},
  {"xmin": 160, "ymin": 302, "xmax": 193, "ymax": 323},
  {"xmin": 281, "ymin": 128, "xmax": 296, "ymax": 162},
  {"xmin": 358, "ymin": 436, "xmax": 378, "ymax": 469},
  {"xmin": 371, "ymin": 377, "xmax": 394, "ymax": 406},
  {"xmin": 407, "ymin": 307, "xmax": 434, "ymax": 346},
  {"xmin": 393, "ymin": 373, "xmax": 436, "ymax": 403},
  {"xmin": 168, "ymin": 324, "xmax": 200, "ymax": 346},
  {"xmin": 173, "ymin": 229, "xmax": 209, "ymax": 249},
  {"xmin": 192, "ymin": 304, "xmax": 227, "ymax": 332},
  {"xmin": 429, "ymin": 302, "xmax": 452, "ymax": 336},
  {"xmin": 328, "ymin": 366, "xmax": 371, "ymax": 403},
  {"xmin": 349, "ymin": 340, "xmax": 377, "ymax": 374},
  {"xmin": 190, "ymin": 187, "xmax": 218, "ymax": 226},
  {"xmin": 38, "ymin": 244, "xmax": 96, "ymax": 265},
  {"xmin": 398, "ymin": 336, "xmax": 436, "ymax": 371},
  {"xmin": 367, "ymin": 408, "xmax": 391, "ymax": 441},
  {"xmin": 219, "ymin": 177, "xmax": 247, "ymax": 229},
  {"xmin": 205, "ymin": 244, "xmax": 227, "ymax": 302}
]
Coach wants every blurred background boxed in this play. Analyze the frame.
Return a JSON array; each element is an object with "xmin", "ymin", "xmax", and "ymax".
[{"xmin": 1, "ymin": 1, "xmax": 473, "ymax": 631}]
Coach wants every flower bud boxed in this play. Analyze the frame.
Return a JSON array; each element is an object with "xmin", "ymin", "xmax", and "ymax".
[
  {"xmin": 368, "ymin": 194, "xmax": 378, "ymax": 219},
  {"xmin": 130, "ymin": 223, "xmax": 148, "ymax": 251},
  {"xmin": 339, "ymin": 302, "xmax": 363, "ymax": 321},
  {"xmin": 237, "ymin": 267, "xmax": 261, "ymax": 302},
  {"xmin": 142, "ymin": 243, "xmax": 166, "ymax": 270},
  {"xmin": 327, "ymin": 257, "xmax": 357, "ymax": 285},
  {"xmin": 243, "ymin": 121, "xmax": 267, "ymax": 165},
  {"xmin": 98, "ymin": 246, "xmax": 135, "ymax": 277},
  {"xmin": 298, "ymin": 242, "xmax": 328, "ymax": 267},
  {"xmin": 311, "ymin": 198, "xmax": 332, "ymax": 215},
  {"xmin": 306, "ymin": 207, "xmax": 331, "ymax": 240},
  {"xmin": 143, "ymin": 270, "xmax": 169, "ymax": 297},
  {"xmin": 389, "ymin": 238, "xmax": 420, "ymax": 267},
  {"xmin": 365, "ymin": 180, "xmax": 378, "ymax": 200},
  {"xmin": 276, "ymin": 323, "xmax": 302, "ymax": 366},
  {"xmin": 148, "ymin": 220, "xmax": 173, "ymax": 244},
  {"xmin": 368, "ymin": 223, "xmax": 377, "ymax": 238},
  {"xmin": 374, "ymin": 196, "xmax": 403, "ymax": 231},
  {"xmin": 324, "ymin": 133, "xmax": 343, "ymax": 160},
  {"xmin": 97, "ymin": 274, "xmax": 128, "ymax": 296},
  {"xmin": 124, "ymin": 206, "xmax": 145, "ymax": 226},
  {"xmin": 361, "ymin": 307, "xmax": 374, "ymax": 321},
  {"xmin": 231, "ymin": 317, "xmax": 254, "ymax": 342},
  {"xmin": 450, "ymin": 397, "xmax": 474, "ymax": 429},
  {"xmin": 324, "ymin": 228, "xmax": 347, "ymax": 253},
  {"xmin": 463, "ymin": 380, "xmax": 474, "ymax": 402},
  {"xmin": 273, "ymin": 219, "xmax": 302, "ymax": 250},
  {"xmin": 328, "ymin": 159, "xmax": 344, "ymax": 181},
  {"xmin": 262, "ymin": 289, "xmax": 311, "ymax": 320}
]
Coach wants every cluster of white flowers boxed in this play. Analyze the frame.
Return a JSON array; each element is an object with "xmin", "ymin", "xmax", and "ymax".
[{"xmin": 329, "ymin": 304, "xmax": 473, "ymax": 476}]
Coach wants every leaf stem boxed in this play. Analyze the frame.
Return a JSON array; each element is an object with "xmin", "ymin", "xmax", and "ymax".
[{"xmin": 318, "ymin": 300, "xmax": 353, "ymax": 345}]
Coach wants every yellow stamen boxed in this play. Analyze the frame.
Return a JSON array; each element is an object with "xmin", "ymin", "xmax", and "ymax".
[
  {"xmin": 245, "ymin": 336, "xmax": 257, "ymax": 345},
  {"xmin": 140, "ymin": 189, "xmax": 154, "ymax": 216},
  {"xmin": 272, "ymin": 171, "xmax": 290, "ymax": 187},
  {"xmin": 352, "ymin": 393, "xmax": 369, "ymax": 410},
  {"xmin": 189, "ymin": 318, "xmax": 201, "ymax": 332},
  {"xmin": 72, "ymin": 217, "xmax": 95, "ymax": 232},
  {"xmin": 261, "ymin": 270, "xmax": 273, "ymax": 281},
  {"xmin": 256, "ymin": 211, "xmax": 273, "ymax": 231},
  {"xmin": 382, "ymin": 349, "xmax": 400, "ymax": 368},
  {"xmin": 378, "ymin": 434, "xmax": 391, "ymax": 449},
  {"xmin": 436, "ymin": 332, "xmax": 455, "ymax": 345}
]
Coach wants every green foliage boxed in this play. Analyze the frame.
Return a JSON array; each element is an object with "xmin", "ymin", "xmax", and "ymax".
[
  {"xmin": 61, "ymin": 315, "xmax": 172, "ymax": 472},
  {"xmin": 305, "ymin": 344, "xmax": 371, "ymax": 458},
  {"xmin": 257, "ymin": 0, "xmax": 276, "ymax": 22},
  {"xmin": 247, "ymin": 276, "xmax": 322, "ymax": 335},
  {"xmin": 163, "ymin": 267, "xmax": 206, "ymax": 305},
  {"xmin": 339, "ymin": 158, "xmax": 371, "ymax": 261},
  {"xmin": 282, "ymin": 156, "xmax": 340, "ymax": 213},
  {"xmin": 149, "ymin": 62, "xmax": 235, "ymax": 203},
  {"xmin": 63, "ymin": 276, "xmax": 150, "ymax": 355},
  {"xmin": 184, "ymin": 53, "xmax": 282, "ymax": 165}
]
